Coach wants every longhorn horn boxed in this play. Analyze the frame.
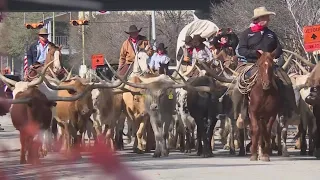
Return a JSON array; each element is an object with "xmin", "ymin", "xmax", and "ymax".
[
  {"xmin": 46, "ymin": 84, "xmax": 94, "ymax": 102},
  {"xmin": 282, "ymin": 49, "xmax": 315, "ymax": 68},
  {"xmin": 198, "ymin": 61, "xmax": 234, "ymax": 83},
  {"xmin": 282, "ymin": 53, "xmax": 293, "ymax": 70},
  {"xmin": 292, "ymin": 59, "xmax": 309, "ymax": 75},
  {"xmin": 104, "ymin": 59, "xmax": 149, "ymax": 89},
  {"xmin": 89, "ymin": 63, "xmax": 131, "ymax": 89},
  {"xmin": 66, "ymin": 66, "xmax": 74, "ymax": 81},
  {"xmin": 168, "ymin": 70, "xmax": 214, "ymax": 92},
  {"xmin": 171, "ymin": 55, "xmax": 184, "ymax": 78},
  {"xmin": 0, "ymin": 72, "xmax": 18, "ymax": 86},
  {"xmin": 27, "ymin": 60, "xmax": 55, "ymax": 87},
  {"xmin": 4, "ymin": 97, "xmax": 32, "ymax": 104},
  {"xmin": 48, "ymin": 67, "xmax": 59, "ymax": 82}
]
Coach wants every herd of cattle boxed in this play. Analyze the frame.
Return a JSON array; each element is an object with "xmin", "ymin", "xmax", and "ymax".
[{"xmin": 0, "ymin": 49, "xmax": 320, "ymax": 165}]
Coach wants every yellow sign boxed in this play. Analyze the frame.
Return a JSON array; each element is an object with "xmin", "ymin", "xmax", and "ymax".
[{"xmin": 168, "ymin": 91, "xmax": 174, "ymax": 100}]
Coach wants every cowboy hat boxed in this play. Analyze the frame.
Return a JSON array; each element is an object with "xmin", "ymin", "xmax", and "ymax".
[
  {"xmin": 252, "ymin": 7, "xmax": 276, "ymax": 20},
  {"xmin": 156, "ymin": 43, "xmax": 167, "ymax": 51},
  {"xmin": 183, "ymin": 35, "xmax": 193, "ymax": 44},
  {"xmin": 125, "ymin": 25, "xmax": 142, "ymax": 34},
  {"xmin": 192, "ymin": 34, "xmax": 206, "ymax": 43},
  {"xmin": 38, "ymin": 28, "xmax": 49, "ymax": 35}
]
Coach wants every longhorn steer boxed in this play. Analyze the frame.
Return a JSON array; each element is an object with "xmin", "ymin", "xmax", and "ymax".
[
  {"xmin": 186, "ymin": 75, "xmax": 228, "ymax": 157},
  {"xmin": 49, "ymin": 75, "xmax": 125, "ymax": 155},
  {"xmin": 91, "ymin": 87, "xmax": 125, "ymax": 151},
  {"xmin": 304, "ymin": 62, "xmax": 320, "ymax": 158},
  {"xmin": 0, "ymin": 63, "xmax": 90, "ymax": 164},
  {"xmin": 120, "ymin": 76, "xmax": 150, "ymax": 153},
  {"xmin": 174, "ymin": 88, "xmax": 196, "ymax": 153}
]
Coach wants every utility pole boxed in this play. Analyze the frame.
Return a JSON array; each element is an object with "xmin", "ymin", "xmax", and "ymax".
[
  {"xmin": 151, "ymin": 11, "xmax": 156, "ymax": 49},
  {"xmin": 52, "ymin": 12, "xmax": 55, "ymax": 43},
  {"xmin": 79, "ymin": 11, "xmax": 85, "ymax": 65},
  {"xmin": 11, "ymin": 57, "xmax": 14, "ymax": 75}
]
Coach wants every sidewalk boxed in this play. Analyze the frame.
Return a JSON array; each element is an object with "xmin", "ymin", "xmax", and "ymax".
[{"xmin": 0, "ymin": 114, "xmax": 20, "ymax": 152}]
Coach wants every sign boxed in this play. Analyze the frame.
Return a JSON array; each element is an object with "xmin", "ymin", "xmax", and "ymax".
[
  {"xmin": 303, "ymin": 24, "xmax": 320, "ymax": 52},
  {"xmin": 91, "ymin": 54, "xmax": 105, "ymax": 70}
]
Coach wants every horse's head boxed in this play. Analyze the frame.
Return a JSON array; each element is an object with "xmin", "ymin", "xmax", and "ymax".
[
  {"xmin": 132, "ymin": 49, "xmax": 150, "ymax": 76},
  {"xmin": 46, "ymin": 42, "xmax": 62, "ymax": 73},
  {"xmin": 257, "ymin": 50, "xmax": 276, "ymax": 90}
]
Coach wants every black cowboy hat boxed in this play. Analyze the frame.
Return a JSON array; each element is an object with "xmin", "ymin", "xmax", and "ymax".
[
  {"xmin": 125, "ymin": 25, "xmax": 142, "ymax": 34},
  {"xmin": 192, "ymin": 34, "xmax": 206, "ymax": 43},
  {"xmin": 156, "ymin": 43, "xmax": 167, "ymax": 51},
  {"xmin": 183, "ymin": 35, "xmax": 193, "ymax": 44}
]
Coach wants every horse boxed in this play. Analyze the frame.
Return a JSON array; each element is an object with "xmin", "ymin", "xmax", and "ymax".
[
  {"xmin": 242, "ymin": 50, "xmax": 281, "ymax": 161},
  {"xmin": 26, "ymin": 42, "xmax": 67, "ymax": 82}
]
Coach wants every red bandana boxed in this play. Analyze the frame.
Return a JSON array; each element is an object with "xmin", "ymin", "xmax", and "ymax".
[
  {"xmin": 187, "ymin": 48, "xmax": 193, "ymax": 54},
  {"xmin": 250, "ymin": 23, "xmax": 264, "ymax": 33},
  {"xmin": 39, "ymin": 39, "xmax": 48, "ymax": 46},
  {"xmin": 157, "ymin": 51, "xmax": 164, "ymax": 56},
  {"xmin": 195, "ymin": 48, "xmax": 201, "ymax": 52},
  {"xmin": 130, "ymin": 37, "xmax": 138, "ymax": 43}
]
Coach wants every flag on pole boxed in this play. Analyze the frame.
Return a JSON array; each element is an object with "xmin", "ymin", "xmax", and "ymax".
[{"xmin": 23, "ymin": 53, "xmax": 28, "ymax": 76}]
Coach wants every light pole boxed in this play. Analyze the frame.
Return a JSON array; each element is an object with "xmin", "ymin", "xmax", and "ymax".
[
  {"xmin": 52, "ymin": 12, "xmax": 55, "ymax": 43},
  {"xmin": 151, "ymin": 11, "xmax": 156, "ymax": 49}
]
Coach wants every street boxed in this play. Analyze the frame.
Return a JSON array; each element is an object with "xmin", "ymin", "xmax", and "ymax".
[{"xmin": 1, "ymin": 115, "xmax": 320, "ymax": 180}]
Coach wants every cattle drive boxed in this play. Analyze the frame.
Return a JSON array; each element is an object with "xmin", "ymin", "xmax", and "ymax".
[{"xmin": 1, "ymin": 6, "xmax": 320, "ymax": 179}]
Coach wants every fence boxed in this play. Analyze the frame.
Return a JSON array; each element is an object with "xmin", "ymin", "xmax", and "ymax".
[{"xmin": 55, "ymin": 36, "xmax": 69, "ymax": 48}]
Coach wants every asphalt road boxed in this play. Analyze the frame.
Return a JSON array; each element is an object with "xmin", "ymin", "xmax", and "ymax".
[{"xmin": 1, "ymin": 115, "xmax": 320, "ymax": 180}]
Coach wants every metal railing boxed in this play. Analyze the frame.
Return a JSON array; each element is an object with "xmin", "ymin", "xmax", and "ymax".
[{"xmin": 54, "ymin": 36, "xmax": 69, "ymax": 48}]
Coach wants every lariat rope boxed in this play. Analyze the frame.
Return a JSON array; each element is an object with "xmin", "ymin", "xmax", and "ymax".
[{"xmin": 237, "ymin": 64, "xmax": 258, "ymax": 95}]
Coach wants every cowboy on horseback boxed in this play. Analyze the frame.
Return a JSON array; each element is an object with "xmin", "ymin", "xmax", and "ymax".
[
  {"xmin": 118, "ymin": 25, "xmax": 154, "ymax": 76},
  {"xmin": 209, "ymin": 28, "xmax": 239, "ymax": 70},
  {"xmin": 177, "ymin": 35, "xmax": 194, "ymax": 75},
  {"xmin": 236, "ymin": 7, "xmax": 297, "ymax": 119},
  {"xmin": 209, "ymin": 28, "xmax": 239, "ymax": 55},
  {"xmin": 27, "ymin": 28, "xmax": 50, "ymax": 69},
  {"xmin": 149, "ymin": 43, "xmax": 170, "ymax": 75}
]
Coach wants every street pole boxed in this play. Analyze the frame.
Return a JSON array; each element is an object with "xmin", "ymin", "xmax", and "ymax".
[
  {"xmin": 11, "ymin": 57, "xmax": 14, "ymax": 75},
  {"xmin": 52, "ymin": 12, "xmax": 55, "ymax": 43},
  {"xmin": 82, "ymin": 25, "xmax": 85, "ymax": 65},
  {"xmin": 151, "ymin": 11, "xmax": 156, "ymax": 49},
  {"xmin": 78, "ymin": 11, "xmax": 85, "ymax": 65}
]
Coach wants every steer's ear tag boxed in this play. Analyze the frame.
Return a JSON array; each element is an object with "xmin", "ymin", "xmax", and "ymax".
[{"xmin": 168, "ymin": 91, "xmax": 173, "ymax": 100}]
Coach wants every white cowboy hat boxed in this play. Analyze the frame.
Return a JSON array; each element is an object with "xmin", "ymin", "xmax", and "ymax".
[{"xmin": 252, "ymin": 7, "xmax": 276, "ymax": 20}]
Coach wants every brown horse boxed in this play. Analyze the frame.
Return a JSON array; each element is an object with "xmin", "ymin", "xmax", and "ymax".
[
  {"xmin": 247, "ymin": 51, "xmax": 280, "ymax": 161},
  {"xmin": 26, "ymin": 42, "xmax": 66, "ymax": 82}
]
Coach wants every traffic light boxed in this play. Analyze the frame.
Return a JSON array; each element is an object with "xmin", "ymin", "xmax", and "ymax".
[
  {"xmin": 70, "ymin": 19, "xmax": 89, "ymax": 26},
  {"xmin": 25, "ymin": 22, "xmax": 44, "ymax": 29}
]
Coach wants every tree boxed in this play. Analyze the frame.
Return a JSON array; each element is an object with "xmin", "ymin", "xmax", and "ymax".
[
  {"xmin": 155, "ymin": 11, "xmax": 194, "ymax": 59},
  {"xmin": 0, "ymin": 12, "xmax": 52, "ymax": 57}
]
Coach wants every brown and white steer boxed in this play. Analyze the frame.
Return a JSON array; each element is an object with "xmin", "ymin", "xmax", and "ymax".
[{"xmin": 49, "ymin": 75, "xmax": 125, "ymax": 155}]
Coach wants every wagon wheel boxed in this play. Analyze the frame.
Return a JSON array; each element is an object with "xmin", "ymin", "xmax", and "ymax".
[{"xmin": 282, "ymin": 49, "xmax": 315, "ymax": 75}]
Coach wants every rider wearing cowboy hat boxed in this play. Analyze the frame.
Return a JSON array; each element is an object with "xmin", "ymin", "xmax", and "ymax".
[
  {"xmin": 27, "ymin": 28, "xmax": 50, "ymax": 68},
  {"xmin": 118, "ymin": 25, "xmax": 154, "ymax": 75},
  {"xmin": 149, "ymin": 43, "xmax": 170, "ymax": 75},
  {"xmin": 236, "ymin": 7, "xmax": 297, "ymax": 119},
  {"xmin": 192, "ymin": 34, "xmax": 214, "ymax": 64}
]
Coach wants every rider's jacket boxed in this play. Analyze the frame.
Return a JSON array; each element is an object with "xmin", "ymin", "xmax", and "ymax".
[
  {"xmin": 119, "ymin": 35, "xmax": 153, "ymax": 67},
  {"xmin": 27, "ymin": 40, "xmax": 50, "ymax": 67},
  {"xmin": 238, "ymin": 27, "xmax": 283, "ymax": 63}
]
